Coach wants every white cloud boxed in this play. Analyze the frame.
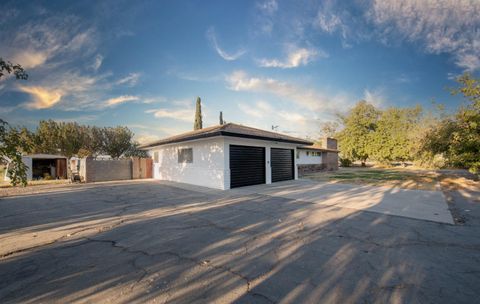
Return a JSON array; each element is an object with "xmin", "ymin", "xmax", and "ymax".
[
  {"xmin": 257, "ymin": 0, "xmax": 278, "ymax": 15},
  {"xmin": 105, "ymin": 95, "xmax": 140, "ymax": 106},
  {"xmin": 368, "ymin": 0, "xmax": 480, "ymax": 71},
  {"xmin": 11, "ymin": 50, "xmax": 48, "ymax": 69},
  {"xmin": 237, "ymin": 100, "xmax": 319, "ymax": 138},
  {"xmin": 363, "ymin": 89, "xmax": 385, "ymax": 107},
  {"xmin": 18, "ymin": 85, "xmax": 62, "ymax": 109},
  {"xmin": 145, "ymin": 108, "xmax": 194, "ymax": 122},
  {"xmin": 116, "ymin": 72, "xmax": 141, "ymax": 86},
  {"xmin": 226, "ymin": 70, "xmax": 347, "ymax": 111},
  {"xmin": 238, "ymin": 101, "xmax": 273, "ymax": 118},
  {"xmin": 206, "ymin": 27, "xmax": 246, "ymax": 61},
  {"xmin": 135, "ymin": 133, "xmax": 161, "ymax": 145},
  {"xmin": 92, "ymin": 54, "xmax": 103, "ymax": 71},
  {"xmin": 258, "ymin": 47, "xmax": 326, "ymax": 68}
]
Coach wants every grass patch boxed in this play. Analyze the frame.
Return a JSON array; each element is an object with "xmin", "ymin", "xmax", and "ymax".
[{"xmin": 304, "ymin": 167, "xmax": 439, "ymax": 190}]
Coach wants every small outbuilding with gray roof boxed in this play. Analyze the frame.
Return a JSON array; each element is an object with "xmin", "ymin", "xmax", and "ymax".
[{"xmin": 140, "ymin": 123, "xmax": 313, "ymax": 190}]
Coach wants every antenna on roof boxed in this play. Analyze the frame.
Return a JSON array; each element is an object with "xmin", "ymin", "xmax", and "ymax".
[{"xmin": 271, "ymin": 125, "xmax": 279, "ymax": 132}]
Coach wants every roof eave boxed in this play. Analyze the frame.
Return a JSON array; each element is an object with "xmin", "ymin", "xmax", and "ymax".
[{"xmin": 140, "ymin": 131, "xmax": 312, "ymax": 149}]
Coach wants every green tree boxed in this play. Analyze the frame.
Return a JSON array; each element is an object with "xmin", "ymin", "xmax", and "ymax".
[
  {"xmin": 318, "ymin": 121, "xmax": 339, "ymax": 138},
  {"xmin": 35, "ymin": 120, "xmax": 61, "ymax": 154},
  {"xmin": 124, "ymin": 142, "xmax": 149, "ymax": 158},
  {"xmin": 0, "ymin": 120, "xmax": 30, "ymax": 186},
  {"xmin": 0, "ymin": 58, "xmax": 28, "ymax": 185},
  {"xmin": 194, "ymin": 97, "xmax": 203, "ymax": 130},
  {"xmin": 336, "ymin": 100, "xmax": 380, "ymax": 166},
  {"xmin": 81, "ymin": 126, "xmax": 104, "ymax": 157},
  {"xmin": 420, "ymin": 73, "xmax": 480, "ymax": 173},
  {"xmin": 368, "ymin": 106, "xmax": 422, "ymax": 164},
  {"xmin": 102, "ymin": 126, "xmax": 134, "ymax": 159},
  {"xmin": 0, "ymin": 58, "xmax": 28, "ymax": 80}
]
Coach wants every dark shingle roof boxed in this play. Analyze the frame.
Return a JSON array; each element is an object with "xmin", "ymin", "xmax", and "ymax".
[{"xmin": 139, "ymin": 123, "xmax": 313, "ymax": 148}]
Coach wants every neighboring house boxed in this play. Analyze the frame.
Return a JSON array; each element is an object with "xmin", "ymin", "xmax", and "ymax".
[
  {"xmin": 4, "ymin": 154, "xmax": 67, "ymax": 181},
  {"xmin": 140, "ymin": 123, "xmax": 313, "ymax": 190},
  {"xmin": 297, "ymin": 137, "xmax": 339, "ymax": 175}
]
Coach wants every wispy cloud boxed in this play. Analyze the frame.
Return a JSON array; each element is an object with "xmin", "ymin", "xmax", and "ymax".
[
  {"xmin": 226, "ymin": 70, "xmax": 348, "ymax": 111},
  {"xmin": 257, "ymin": 47, "xmax": 326, "ymax": 68},
  {"xmin": 363, "ymin": 88, "xmax": 386, "ymax": 107},
  {"xmin": 18, "ymin": 85, "xmax": 62, "ymax": 109},
  {"xmin": 145, "ymin": 108, "xmax": 194, "ymax": 122},
  {"xmin": 237, "ymin": 100, "xmax": 319, "ymax": 138},
  {"xmin": 368, "ymin": 0, "xmax": 480, "ymax": 71},
  {"xmin": 206, "ymin": 27, "xmax": 246, "ymax": 61},
  {"xmin": 313, "ymin": 0, "xmax": 480, "ymax": 71},
  {"xmin": 254, "ymin": 0, "xmax": 278, "ymax": 35},
  {"xmin": 10, "ymin": 50, "xmax": 48, "ymax": 69},
  {"xmin": 116, "ymin": 72, "xmax": 141, "ymax": 86},
  {"xmin": 105, "ymin": 95, "xmax": 140, "ymax": 106},
  {"xmin": 92, "ymin": 54, "xmax": 103, "ymax": 71}
]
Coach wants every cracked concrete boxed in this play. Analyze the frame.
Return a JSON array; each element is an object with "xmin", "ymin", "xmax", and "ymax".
[{"xmin": 0, "ymin": 179, "xmax": 479, "ymax": 303}]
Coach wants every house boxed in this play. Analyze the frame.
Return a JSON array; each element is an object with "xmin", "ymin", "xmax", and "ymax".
[
  {"xmin": 4, "ymin": 154, "xmax": 68, "ymax": 181},
  {"xmin": 297, "ymin": 137, "xmax": 339, "ymax": 176},
  {"xmin": 140, "ymin": 123, "xmax": 313, "ymax": 190}
]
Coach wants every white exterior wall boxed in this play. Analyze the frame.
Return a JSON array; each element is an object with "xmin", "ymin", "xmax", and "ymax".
[
  {"xmin": 149, "ymin": 137, "xmax": 227, "ymax": 190},
  {"xmin": 223, "ymin": 137, "xmax": 299, "ymax": 186},
  {"xmin": 296, "ymin": 150, "xmax": 323, "ymax": 165},
  {"xmin": 4, "ymin": 156, "xmax": 33, "ymax": 181},
  {"xmin": 147, "ymin": 135, "xmax": 300, "ymax": 190}
]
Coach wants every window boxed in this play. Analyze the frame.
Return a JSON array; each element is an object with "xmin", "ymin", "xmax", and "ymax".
[
  {"xmin": 178, "ymin": 148, "xmax": 193, "ymax": 163},
  {"xmin": 153, "ymin": 151, "xmax": 159, "ymax": 163},
  {"xmin": 296, "ymin": 150, "xmax": 299, "ymax": 159}
]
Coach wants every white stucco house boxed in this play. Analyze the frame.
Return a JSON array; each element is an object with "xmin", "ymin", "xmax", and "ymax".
[
  {"xmin": 297, "ymin": 138, "xmax": 339, "ymax": 175},
  {"xmin": 140, "ymin": 123, "xmax": 313, "ymax": 190}
]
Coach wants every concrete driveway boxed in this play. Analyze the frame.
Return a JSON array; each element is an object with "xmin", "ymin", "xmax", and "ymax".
[
  {"xmin": 229, "ymin": 179, "xmax": 453, "ymax": 224},
  {"xmin": 1, "ymin": 180, "xmax": 479, "ymax": 303}
]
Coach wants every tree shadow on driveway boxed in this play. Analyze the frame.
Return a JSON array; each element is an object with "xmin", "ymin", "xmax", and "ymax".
[{"xmin": 1, "ymin": 182, "xmax": 479, "ymax": 303}]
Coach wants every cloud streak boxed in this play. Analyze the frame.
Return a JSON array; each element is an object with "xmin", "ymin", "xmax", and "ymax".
[
  {"xmin": 105, "ymin": 95, "xmax": 140, "ymax": 106},
  {"xmin": 206, "ymin": 27, "xmax": 246, "ymax": 61},
  {"xmin": 258, "ymin": 47, "xmax": 326, "ymax": 68},
  {"xmin": 226, "ymin": 70, "xmax": 347, "ymax": 111},
  {"xmin": 116, "ymin": 72, "xmax": 141, "ymax": 86},
  {"xmin": 18, "ymin": 85, "xmax": 62, "ymax": 109}
]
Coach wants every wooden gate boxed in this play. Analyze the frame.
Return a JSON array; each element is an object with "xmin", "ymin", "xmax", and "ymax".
[{"xmin": 132, "ymin": 157, "xmax": 153, "ymax": 179}]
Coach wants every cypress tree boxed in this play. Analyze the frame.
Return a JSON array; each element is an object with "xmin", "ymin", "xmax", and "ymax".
[{"xmin": 194, "ymin": 97, "xmax": 203, "ymax": 130}]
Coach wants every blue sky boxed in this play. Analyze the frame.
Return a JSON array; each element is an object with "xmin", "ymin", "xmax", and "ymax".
[{"xmin": 1, "ymin": 0, "xmax": 479, "ymax": 143}]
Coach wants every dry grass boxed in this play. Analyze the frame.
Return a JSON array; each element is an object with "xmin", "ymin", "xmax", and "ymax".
[{"xmin": 303, "ymin": 167, "xmax": 442, "ymax": 191}]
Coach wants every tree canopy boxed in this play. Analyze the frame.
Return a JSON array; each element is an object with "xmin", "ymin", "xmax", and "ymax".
[{"xmin": 334, "ymin": 73, "xmax": 480, "ymax": 174}]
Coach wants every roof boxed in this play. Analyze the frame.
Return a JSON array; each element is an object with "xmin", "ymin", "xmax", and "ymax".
[
  {"xmin": 140, "ymin": 123, "xmax": 313, "ymax": 148},
  {"xmin": 297, "ymin": 145, "xmax": 339, "ymax": 153},
  {"xmin": 24, "ymin": 154, "xmax": 68, "ymax": 159}
]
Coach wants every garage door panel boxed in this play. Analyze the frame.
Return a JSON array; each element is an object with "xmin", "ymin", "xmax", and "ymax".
[
  {"xmin": 271, "ymin": 148, "xmax": 294, "ymax": 182},
  {"xmin": 230, "ymin": 145, "xmax": 266, "ymax": 188}
]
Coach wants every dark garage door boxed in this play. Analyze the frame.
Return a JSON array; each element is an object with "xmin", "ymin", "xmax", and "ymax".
[
  {"xmin": 230, "ymin": 145, "xmax": 265, "ymax": 188},
  {"xmin": 271, "ymin": 148, "xmax": 294, "ymax": 182}
]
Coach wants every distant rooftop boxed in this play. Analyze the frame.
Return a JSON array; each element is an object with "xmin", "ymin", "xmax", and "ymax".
[{"xmin": 140, "ymin": 123, "xmax": 313, "ymax": 148}]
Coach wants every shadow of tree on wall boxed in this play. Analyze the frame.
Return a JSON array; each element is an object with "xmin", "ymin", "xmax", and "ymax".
[{"xmin": 0, "ymin": 181, "xmax": 479, "ymax": 303}]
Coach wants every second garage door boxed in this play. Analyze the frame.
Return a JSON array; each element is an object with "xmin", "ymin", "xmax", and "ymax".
[
  {"xmin": 230, "ymin": 145, "xmax": 266, "ymax": 188},
  {"xmin": 271, "ymin": 148, "xmax": 294, "ymax": 182}
]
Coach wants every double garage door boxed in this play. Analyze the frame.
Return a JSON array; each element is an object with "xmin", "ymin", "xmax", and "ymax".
[{"xmin": 229, "ymin": 145, "xmax": 294, "ymax": 188}]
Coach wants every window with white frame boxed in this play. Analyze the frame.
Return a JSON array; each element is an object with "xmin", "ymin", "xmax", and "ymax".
[
  {"xmin": 178, "ymin": 148, "xmax": 193, "ymax": 163},
  {"xmin": 153, "ymin": 151, "xmax": 159, "ymax": 163}
]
